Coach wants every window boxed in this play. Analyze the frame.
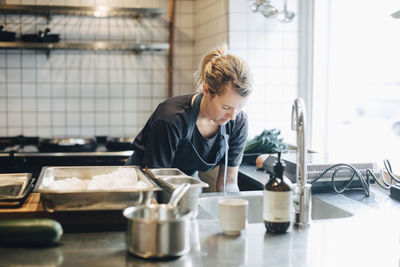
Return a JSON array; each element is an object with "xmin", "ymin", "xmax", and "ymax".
[{"xmin": 312, "ymin": 0, "xmax": 400, "ymax": 170}]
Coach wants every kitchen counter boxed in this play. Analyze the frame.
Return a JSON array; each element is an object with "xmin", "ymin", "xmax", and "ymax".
[{"xmin": 1, "ymin": 179, "xmax": 399, "ymax": 266}]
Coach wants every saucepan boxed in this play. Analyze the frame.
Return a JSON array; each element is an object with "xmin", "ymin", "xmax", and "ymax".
[{"xmin": 123, "ymin": 183, "xmax": 192, "ymax": 259}]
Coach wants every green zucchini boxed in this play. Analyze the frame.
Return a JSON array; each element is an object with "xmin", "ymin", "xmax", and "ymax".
[{"xmin": 0, "ymin": 218, "xmax": 63, "ymax": 246}]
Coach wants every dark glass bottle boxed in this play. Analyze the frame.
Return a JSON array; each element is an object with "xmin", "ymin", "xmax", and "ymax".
[{"xmin": 263, "ymin": 152, "xmax": 293, "ymax": 233}]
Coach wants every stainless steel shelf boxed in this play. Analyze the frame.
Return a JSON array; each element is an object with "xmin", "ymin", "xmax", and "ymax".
[
  {"xmin": 0, "ymin": 4, "xmax": 164, "ymax": 19},
  {"xmin": 0, "ymin": 41, "xmax": 169, "ymax": 53}
]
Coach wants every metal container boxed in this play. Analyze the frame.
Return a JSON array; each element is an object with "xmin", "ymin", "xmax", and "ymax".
[
  {"xmin": 158, "ymin": 176, "xmax": 209, "ymax": 218},
  {"xmin": 37, "ymin": 166, "xmax": 160, "ymax": 212},
  {"xmin": 0, "ymin": 173, "xmax": 35, "ymax": 208},
  {"xmin": 148, "ymin": 168, "xmax": 186, "ymax": 178},
  {"xmin": 123, "ymin": 184, "xmax": 192, "ymax": 259},
  {"xmin": 0, "ymin": 173, "xmax": 32, "ymax": 198}
]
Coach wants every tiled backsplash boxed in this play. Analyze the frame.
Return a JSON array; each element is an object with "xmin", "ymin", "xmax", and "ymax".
[
  {"xmin": 192, "ymin": 0, "xmax": 299, "ymax": 143},
  {"xmin": 229, "ymin": 0, "xmax": 299, "ymax": 143},
  {"xmin": 193, "ymin": 0, "xmax": 229, "ymax": 63},
  {"xmin": 0, "ymin": 0, "xmax": 190, "ymax": 137},
  {"xmin": 1, "ymin": 0, "xmax": 299, "ymax": 144}
]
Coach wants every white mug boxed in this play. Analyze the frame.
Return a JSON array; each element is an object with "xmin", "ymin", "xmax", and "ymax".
[{"xmin": 218, "ymin": 198, "xmax": 248, "ymax": 235}]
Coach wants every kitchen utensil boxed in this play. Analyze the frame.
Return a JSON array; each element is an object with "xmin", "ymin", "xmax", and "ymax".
[
  {"xmin": 21, "ymin": 28, "xmax": 60, "ymax": 43},
  {"xmin": 277, "ymin": 0, "xmax": 295, "ymax": 23},
  {"xmin": 156, "ymin": 175, "xmax": 209, "ymax": 218},
  {"xmin": 167, "ymin": 183, "xmax": 191, "ymax": 206},
  {"xmin": 123, "ymin": 183, "xmax": 192, "ymax": 258},
  {"xmin": 37, "ymin": 166, "xmax": 160, "ymax": 212},
  {"xmin": 259, "ymin": 0, "xmax": 278, "ymax": 18},
  {"xmin": 0, "ymin": 25, "xmax": 16, "ymax": 42},
  {"xmin": 38, "ymin": 137, "xmax": 97, "ymax": 152}
]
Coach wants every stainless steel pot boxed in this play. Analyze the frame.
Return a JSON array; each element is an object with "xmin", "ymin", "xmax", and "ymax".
[{"xmin": 123, "ymin": 183, "xmax": 192, "ymax": 258}]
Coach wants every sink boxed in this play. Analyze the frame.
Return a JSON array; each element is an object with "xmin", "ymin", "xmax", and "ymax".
[{"xmin": 198, "ymin": 192, "xmax": 353, "ymax": 223}]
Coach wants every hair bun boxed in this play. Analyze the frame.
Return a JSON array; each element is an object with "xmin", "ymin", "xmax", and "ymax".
[{"xmin": 194, "ymin": 44, "xmax": 252, "ymax": 97}]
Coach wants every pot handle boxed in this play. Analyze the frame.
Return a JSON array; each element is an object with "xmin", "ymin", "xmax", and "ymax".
[{"xmin": 168, "ymin": 183, "xmax": 191, "ymax": 207}]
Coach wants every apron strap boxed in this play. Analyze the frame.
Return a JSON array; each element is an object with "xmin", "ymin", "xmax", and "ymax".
[
  {"xmin": 221, "ymin": 124, "xmax": 229, "ymax": 193},
  {"xmin": 186, "ymin": 93, "xmax": 203, "ymax": 139},
  {"xmin": 186, "ymin": 93, "xmax": 229, "ymax": 192}
]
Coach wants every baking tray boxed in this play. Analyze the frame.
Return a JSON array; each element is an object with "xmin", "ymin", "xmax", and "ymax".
[
  {"xmin": 37, "ymin": 166, "xmax": 161, "ymax": 212},
  {"xmin": 0, "ymin": 173, "xmax": 35, "ymax": 208}
]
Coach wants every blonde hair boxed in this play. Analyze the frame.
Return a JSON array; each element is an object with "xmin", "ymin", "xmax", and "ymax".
[{"xmin": 194, "ymin": 45, "xmax": 252, "ymax": 97}]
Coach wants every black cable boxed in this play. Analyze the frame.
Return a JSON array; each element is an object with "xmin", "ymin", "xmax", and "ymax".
[
  {"xmin": 310, "ymin": 163, "xmax": 370, "ymax": 197},
  {"xmin": 384, "ymin": 159, "xmax": 400, "ymax": 184},
  {"xmin": 366, "ymin": 168, "xmax": 390, "ymax": 190},
  {"xmin": 366, "ymin": 159, "xmax": 400, "ymax": 191}
]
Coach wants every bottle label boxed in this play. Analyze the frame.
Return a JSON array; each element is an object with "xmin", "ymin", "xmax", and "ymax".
[{"xmin": 263, "ymin": 190, "xmax": 293, "ymax": 222}]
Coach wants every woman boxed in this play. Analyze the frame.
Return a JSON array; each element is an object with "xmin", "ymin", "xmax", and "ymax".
[{"xmin": 127, "ymin": 46, "xmax": 252, "ymax": 192}]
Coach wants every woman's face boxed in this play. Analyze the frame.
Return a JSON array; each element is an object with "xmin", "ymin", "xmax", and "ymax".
[{"xmin": 204, "ymin": 85, "xmax": 248, "ymax": 125}]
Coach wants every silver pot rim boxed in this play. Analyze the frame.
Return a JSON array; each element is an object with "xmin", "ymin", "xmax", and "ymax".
[{"xmin": 123, "ymin": 204, "xmax": 192, "ymax": 224}]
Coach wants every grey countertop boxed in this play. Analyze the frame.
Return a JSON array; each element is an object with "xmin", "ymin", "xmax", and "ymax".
[{"xmin": 1, "ymin": 168, "xmax": 400, "ymax": 266}]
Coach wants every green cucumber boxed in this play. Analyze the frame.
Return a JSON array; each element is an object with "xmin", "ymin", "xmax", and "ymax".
[{"xmin": 0, "ymin": 219, "xmax": 63, "ymax": 246}]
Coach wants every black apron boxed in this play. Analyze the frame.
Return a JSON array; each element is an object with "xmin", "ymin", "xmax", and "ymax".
[
  {"xmin": 127, "ymin": 93, "xmax": 229, "ymax": 190},
  {"xmin": 171, "ymin": 93, "xmax": 229, "ymax": 176}
]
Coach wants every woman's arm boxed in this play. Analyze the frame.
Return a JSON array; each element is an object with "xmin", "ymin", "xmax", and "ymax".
[
  {"xmin": 142, "ymin": 119, "xmax": 181, "ymax": 168},
  {"xmin": 216, "ymin": 164, "xmax": 240, "ymax": 192}
]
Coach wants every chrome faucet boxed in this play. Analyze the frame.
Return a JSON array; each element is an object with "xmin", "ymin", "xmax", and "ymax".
[{"xmin": 291, "ymin": 98, "xmax": 312, "ymax": 227}]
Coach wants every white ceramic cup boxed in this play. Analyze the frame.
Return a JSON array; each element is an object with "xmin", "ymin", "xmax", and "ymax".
[{"xmin": 218, "ymin": 198, "xmax": 248, "ymax": 235}]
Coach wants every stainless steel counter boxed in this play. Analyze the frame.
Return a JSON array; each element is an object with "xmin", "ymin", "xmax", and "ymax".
[{"xmin": 0, "ymin": 184, "xmax": 399, "ymax": 266}]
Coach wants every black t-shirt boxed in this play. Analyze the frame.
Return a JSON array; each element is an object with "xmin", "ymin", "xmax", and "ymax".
[{"xmin": 132, "ymin": 93, "xmax": 248, "ymax": 169}]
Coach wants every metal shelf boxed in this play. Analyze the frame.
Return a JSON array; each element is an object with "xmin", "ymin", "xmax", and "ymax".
[
  {"xmin": 0, "ymin": 4, "xmax": 164, "ymax": 20},
  {"xmin": 0, "ymin": 41, "xmax": 169, "ymax": 54}
]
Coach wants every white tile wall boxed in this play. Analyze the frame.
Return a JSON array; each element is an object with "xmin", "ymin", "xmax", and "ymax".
[
  {"xmin": 0, "ymin": 0, "xmax": 183, "ymax": 138},
  {"xmin": 228, "ymin": 0, "xmax": 299, "ymax": 143},
  {"xmin": 191, "ymin": 0, "xmax": 299, "ymax": 143},
  {"xmin": 1, "ymin": 0, "xmax": 299, "ymax": 144},
  {"xmin": 193, "ymin": 0, "xmax": 229, "ymax": 64},
  {"xmin": 173, "ymin": 0, "xmax": 195, "ymax": 96}
]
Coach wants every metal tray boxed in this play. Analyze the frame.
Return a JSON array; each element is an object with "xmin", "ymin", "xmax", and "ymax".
[
  {"xmin": 0, "ymin": 173, "xmax": 35, "ymax": 208},
  {"xmin": 147, "ymin": 168, "xmax": 186, "ymax": 178},
  {"xmin": 37, "ymin": 166, "xmax": 160, "ymax": 212},
  {"xmin": 158, "ymin": 176, "xmax": 209, "ymax": 190},
  {"xmin": 0, "ymin": 173, "xmax": 33, "ymax": 198}
]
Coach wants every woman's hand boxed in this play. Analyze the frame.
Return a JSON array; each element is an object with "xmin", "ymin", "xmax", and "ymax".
[{"xmin": 216, "ymin": 165, "xmax": 239, "ymax": 192}]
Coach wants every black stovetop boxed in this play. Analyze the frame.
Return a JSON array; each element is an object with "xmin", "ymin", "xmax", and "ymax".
[{"xmin": 0, "ymin": 136, "xmax": 133, "ymax": 178}]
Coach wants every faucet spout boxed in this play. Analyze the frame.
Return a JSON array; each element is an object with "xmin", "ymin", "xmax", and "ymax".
[
  {"xmin": 291, "ymin": 98, "xmax": 311, "ymax": 228},
  {"xmin": 291, "ymin": 98, "xmax": 307, "ymax": 187}
]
